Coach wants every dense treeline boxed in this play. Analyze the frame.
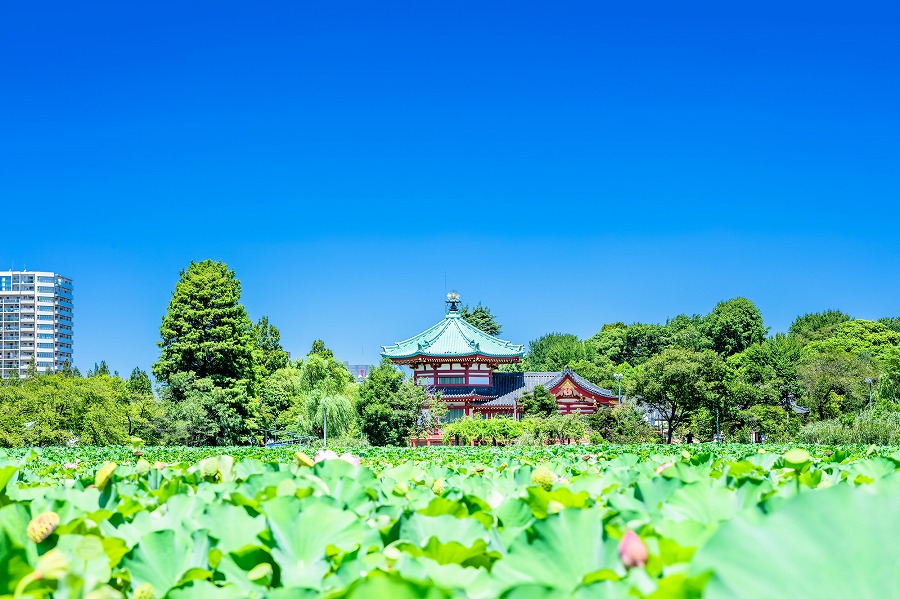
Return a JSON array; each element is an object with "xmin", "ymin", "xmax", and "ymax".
[
  {"xmin": 1, "ymin": 260, "xmax": 898, "ymax": 446},
  {"xmin": 505, "ymin": 299, "xmax": 900, "ymax": 443}
]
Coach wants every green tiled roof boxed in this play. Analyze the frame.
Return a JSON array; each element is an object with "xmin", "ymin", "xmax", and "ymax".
[{"xmin": 382, "ymin": 311, "xmax": 525, "ymax": 360}]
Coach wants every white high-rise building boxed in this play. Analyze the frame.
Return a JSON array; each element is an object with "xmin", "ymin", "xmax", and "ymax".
[{"xmin": 0, "ymin": 271, "xmax": 73, "ymax": 378}]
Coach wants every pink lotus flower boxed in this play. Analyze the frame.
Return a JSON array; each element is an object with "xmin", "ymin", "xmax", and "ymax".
[
  {"xmin": 339, "ymin": 453, "xmax": 361, "ymax": 467},
  {"xmin": 314, "ymin": 449, "xmax": 339, "ymax": 463},
  {"xmin": 313, "ymin": 450, "xmax": 361, "ymax": 467},
  {"xmin": 619, "ymin": 530, "xmax": 648, "ymax": 568},
  {"xmin": 63, "ymin": 460, "xmax": 78, "ymax": 469}
]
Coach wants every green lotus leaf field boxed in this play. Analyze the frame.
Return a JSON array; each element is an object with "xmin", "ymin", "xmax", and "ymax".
[{"xmin": 0, "ymin": 443, "xmax": 896, "ymax": 598}]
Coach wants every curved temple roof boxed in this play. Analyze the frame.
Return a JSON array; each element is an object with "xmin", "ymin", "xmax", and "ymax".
[{"xmin": 381, "ymin": 310, "xmax": 525, "ymax": 361}]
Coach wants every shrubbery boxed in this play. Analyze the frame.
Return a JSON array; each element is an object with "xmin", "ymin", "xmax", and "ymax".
[{"xmin": 797, "ymin": 411, "xmax": 900, "ymax": 445}]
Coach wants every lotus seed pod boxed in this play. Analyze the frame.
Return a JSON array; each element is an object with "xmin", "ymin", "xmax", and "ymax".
[
  {"xmin": 619, "ymin": 530, "xmax": 648, "ymax": 568},
  {"xmin": 530, "ymin": 465, "xmax": 555, "ymax": 491},
  {"xmin": 132, "ymin": 583, "xmax": 156, "ymax": 599},
  {"xmin": 135, "ymin": 459, "xmax": 151, "ymax": 476},
  {"xmin": 294, "ymin": 452, "xmax": 315, "ymax": 468},
  {"xmin": 431, "ymin": 478, "xmax": 445, "ymax": 494},
  {"xmin": 200, "ymin": 458, "xmax": 218, "ymax": 478},
  {"xmin": 27, "ymin": 511, "xmax": 60, "ymax": 543},
  {"xmin": 95, "ymin": 462, "xmax": 117, "ymax": 490}
]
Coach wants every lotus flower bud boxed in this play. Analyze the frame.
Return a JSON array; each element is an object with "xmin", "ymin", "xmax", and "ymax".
[
  {"xmin": 34, "ymin": 548, "xmax": 69, "ymax": 579},
  {"xmin": 619, "ymin": 530, "xmax": 648, "ymax": 568},
  {"xmin": 294, "ymin": 452, "xmax": 315, "ymax": 467},
  {"xmin": 27, "ymin": 511, "xmax": 60, "ymax": 543},
  {"xmin": 135, "ymin": 459, "xmax": 151, "ymax": 476},
  {"xmin": 655, "ymin": 461, "xmax": 674, "ymax": 475},
  {"xmin": 153, "ymin": 462, "xmax": 166, "ymax": 470},
  {"xmin": 431, "ymin": 478, "xmax": 445, "ymax": 494},
  {"xmin": 95, "ymin": 462, "xmax": 117, "ymax": 490}
]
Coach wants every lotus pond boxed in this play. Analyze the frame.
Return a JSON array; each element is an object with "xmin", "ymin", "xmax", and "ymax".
[{"xmin": 1, "ymin": 444, "xmax": 897, "ymax": 598}]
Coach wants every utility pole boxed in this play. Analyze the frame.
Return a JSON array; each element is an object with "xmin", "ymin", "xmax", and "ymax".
[{"xmin": 324, "ymin": 404, "xmax": 327, "ymax": 448}]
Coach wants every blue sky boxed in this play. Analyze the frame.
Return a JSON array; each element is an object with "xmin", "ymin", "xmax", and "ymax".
[{"xmin": 2, "ymin": 1, "xmax": 898, "ymax": 376}]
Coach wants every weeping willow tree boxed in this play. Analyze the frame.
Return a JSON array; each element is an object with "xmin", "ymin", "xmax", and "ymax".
[{"xmin": 306, "ymin": 391, "xmax": 356, "ymax": 438}]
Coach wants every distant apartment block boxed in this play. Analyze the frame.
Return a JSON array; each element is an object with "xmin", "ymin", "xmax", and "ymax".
[
  {"xmin": 0, "ymin": 271, "xmax": 73, "ymax": 378},
  {"xmin": 344, "ymin": 363, "xmax": 374, "ymax": 382}
]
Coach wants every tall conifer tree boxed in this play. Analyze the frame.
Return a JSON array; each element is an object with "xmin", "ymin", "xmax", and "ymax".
[{"xmin": 153, "ymin": 260, "xmax": 255, "ymax": 387}]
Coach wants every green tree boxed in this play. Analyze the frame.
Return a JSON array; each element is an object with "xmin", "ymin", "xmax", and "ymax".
[
  {"xmin": 587, "ymin": 323, "xmax": 628, "ymax": 364},
  {"xmin": 788, "ymin": 310, "xmax": 851, "ymax": 345},
  {"xmin": 0, "ymin": 373, "xmax": 130, "ymax": 446},
  {"xmin": 665, "ymin": 314, "xmax": 710, "ymax": 352},
  {"xmin": 306, "ymin": 391, "xmax": 355, "ymax": 439},
  {"xmin": 298, "ymin": 348, "xmax": 354, "ymax": 397},
  {"xmin": 877, "ymin": 316, "xmax": 900, "ymax": 334},
  {"xmin": 258, "ymin": 365, "xmax": 306, "ymax": 431},
  {"xmin": 631, "ymin": 348, "xmax": 725, "ymax": 444},
  {"xmin": 88, "ymin": 360, "xmax": 110, "ymax": 377},
  {"xmin": 520, "ymin": 385, "xmax": 558, "ymax": 418},
  {"xmin": 725, "ymin": 334, "xmax": 803, "ymax": 411},
  {"xmin": 797, "ymin": 350, "xmax": 871, "ymax": 420},
  {"xmin": 309, "ymin": 339, "xmax": 334, "ymax": 359},
  {"xmin": 802, "ymin": 319, "xmax": 900, "ymax": 360},
  {"xmin": 622, "ymin": 323, "xmax": 670, "ymax": 365},
  {"xmin": 523, "ymin": 333, "xmax": 586, "ymax": 371},
  {"xmin": 356, "ymin": 359, "xmax": 427, "ymax": 446},
  {"xmin": 877, "ymin": 346, "xmax": 900, "ymax": 403},
  {"xmin": 153, "ymin": 260, "xmax": 255, "ymax": 387},
  {"xmin": 587, "ymin": 403, "xmax": 659, "ymax": 443},
  {"xmin": 158, "ymin": 372, "xmax": 251, "ymax": 446},
  {"xmin": 122, "ymin": 367, "xmax": 164, "ymax": 443},
  {"xmin": 737, "ymin": 405, "xmax": 792, "ymax": 442},
  {"xmin": 251, "ymin": 316, "xmax": 290, "ymax": 380},
  {"xmin": 460, "ymin": 303, "xmax": 502, "ymax": 336},
  {"xmin": 702, "ymin": 297, "xmax": 767, "ymax": 357}
]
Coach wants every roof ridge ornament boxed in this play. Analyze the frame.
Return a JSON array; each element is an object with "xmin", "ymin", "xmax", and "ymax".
[{"xmin": 446, "ymin": 291, "xmax": 461, "ymax": 313}]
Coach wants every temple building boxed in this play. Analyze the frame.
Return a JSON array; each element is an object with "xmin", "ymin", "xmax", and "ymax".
[{"xmin": 381, "ymin": 293, "xmax": 619, "ymax": 423}]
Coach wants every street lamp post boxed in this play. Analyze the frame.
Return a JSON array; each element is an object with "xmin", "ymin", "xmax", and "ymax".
[
  {"xmin": 865, "ymin": 378, "xmax": 873, "ymax": 410},
  {"xmin": 613, "ymin": 373, "xmax": 623, "ymax": 404}
]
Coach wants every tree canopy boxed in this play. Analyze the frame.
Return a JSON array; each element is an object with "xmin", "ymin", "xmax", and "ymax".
[
  {"xmin": 702, "ymin": 297, "xmax": 767, "ymax": 356},
  {"xmin": 631, "ymin": 348, "xmax": 725, "ymax": 444},
  {"xmin": 356, "ymin": 360, "xmax": 427, "ymax": 446},
  {"xmin": 153, "ymin": 260, "xmax": 255, "ymax": 387},
  {"xmin": 459, "ymin": 303, "xmax": 502, "ymax": 336}
]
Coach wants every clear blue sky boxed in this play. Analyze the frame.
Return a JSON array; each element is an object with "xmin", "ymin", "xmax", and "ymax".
[{"xmin": 2, "ymin": 1, "xmax": 898, "ymax": 376}]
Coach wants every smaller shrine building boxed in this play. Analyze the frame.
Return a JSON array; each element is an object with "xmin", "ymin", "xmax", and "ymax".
[{"xmin": 381, "ymin": 293, "xmax": 619, "ymax": 422}]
